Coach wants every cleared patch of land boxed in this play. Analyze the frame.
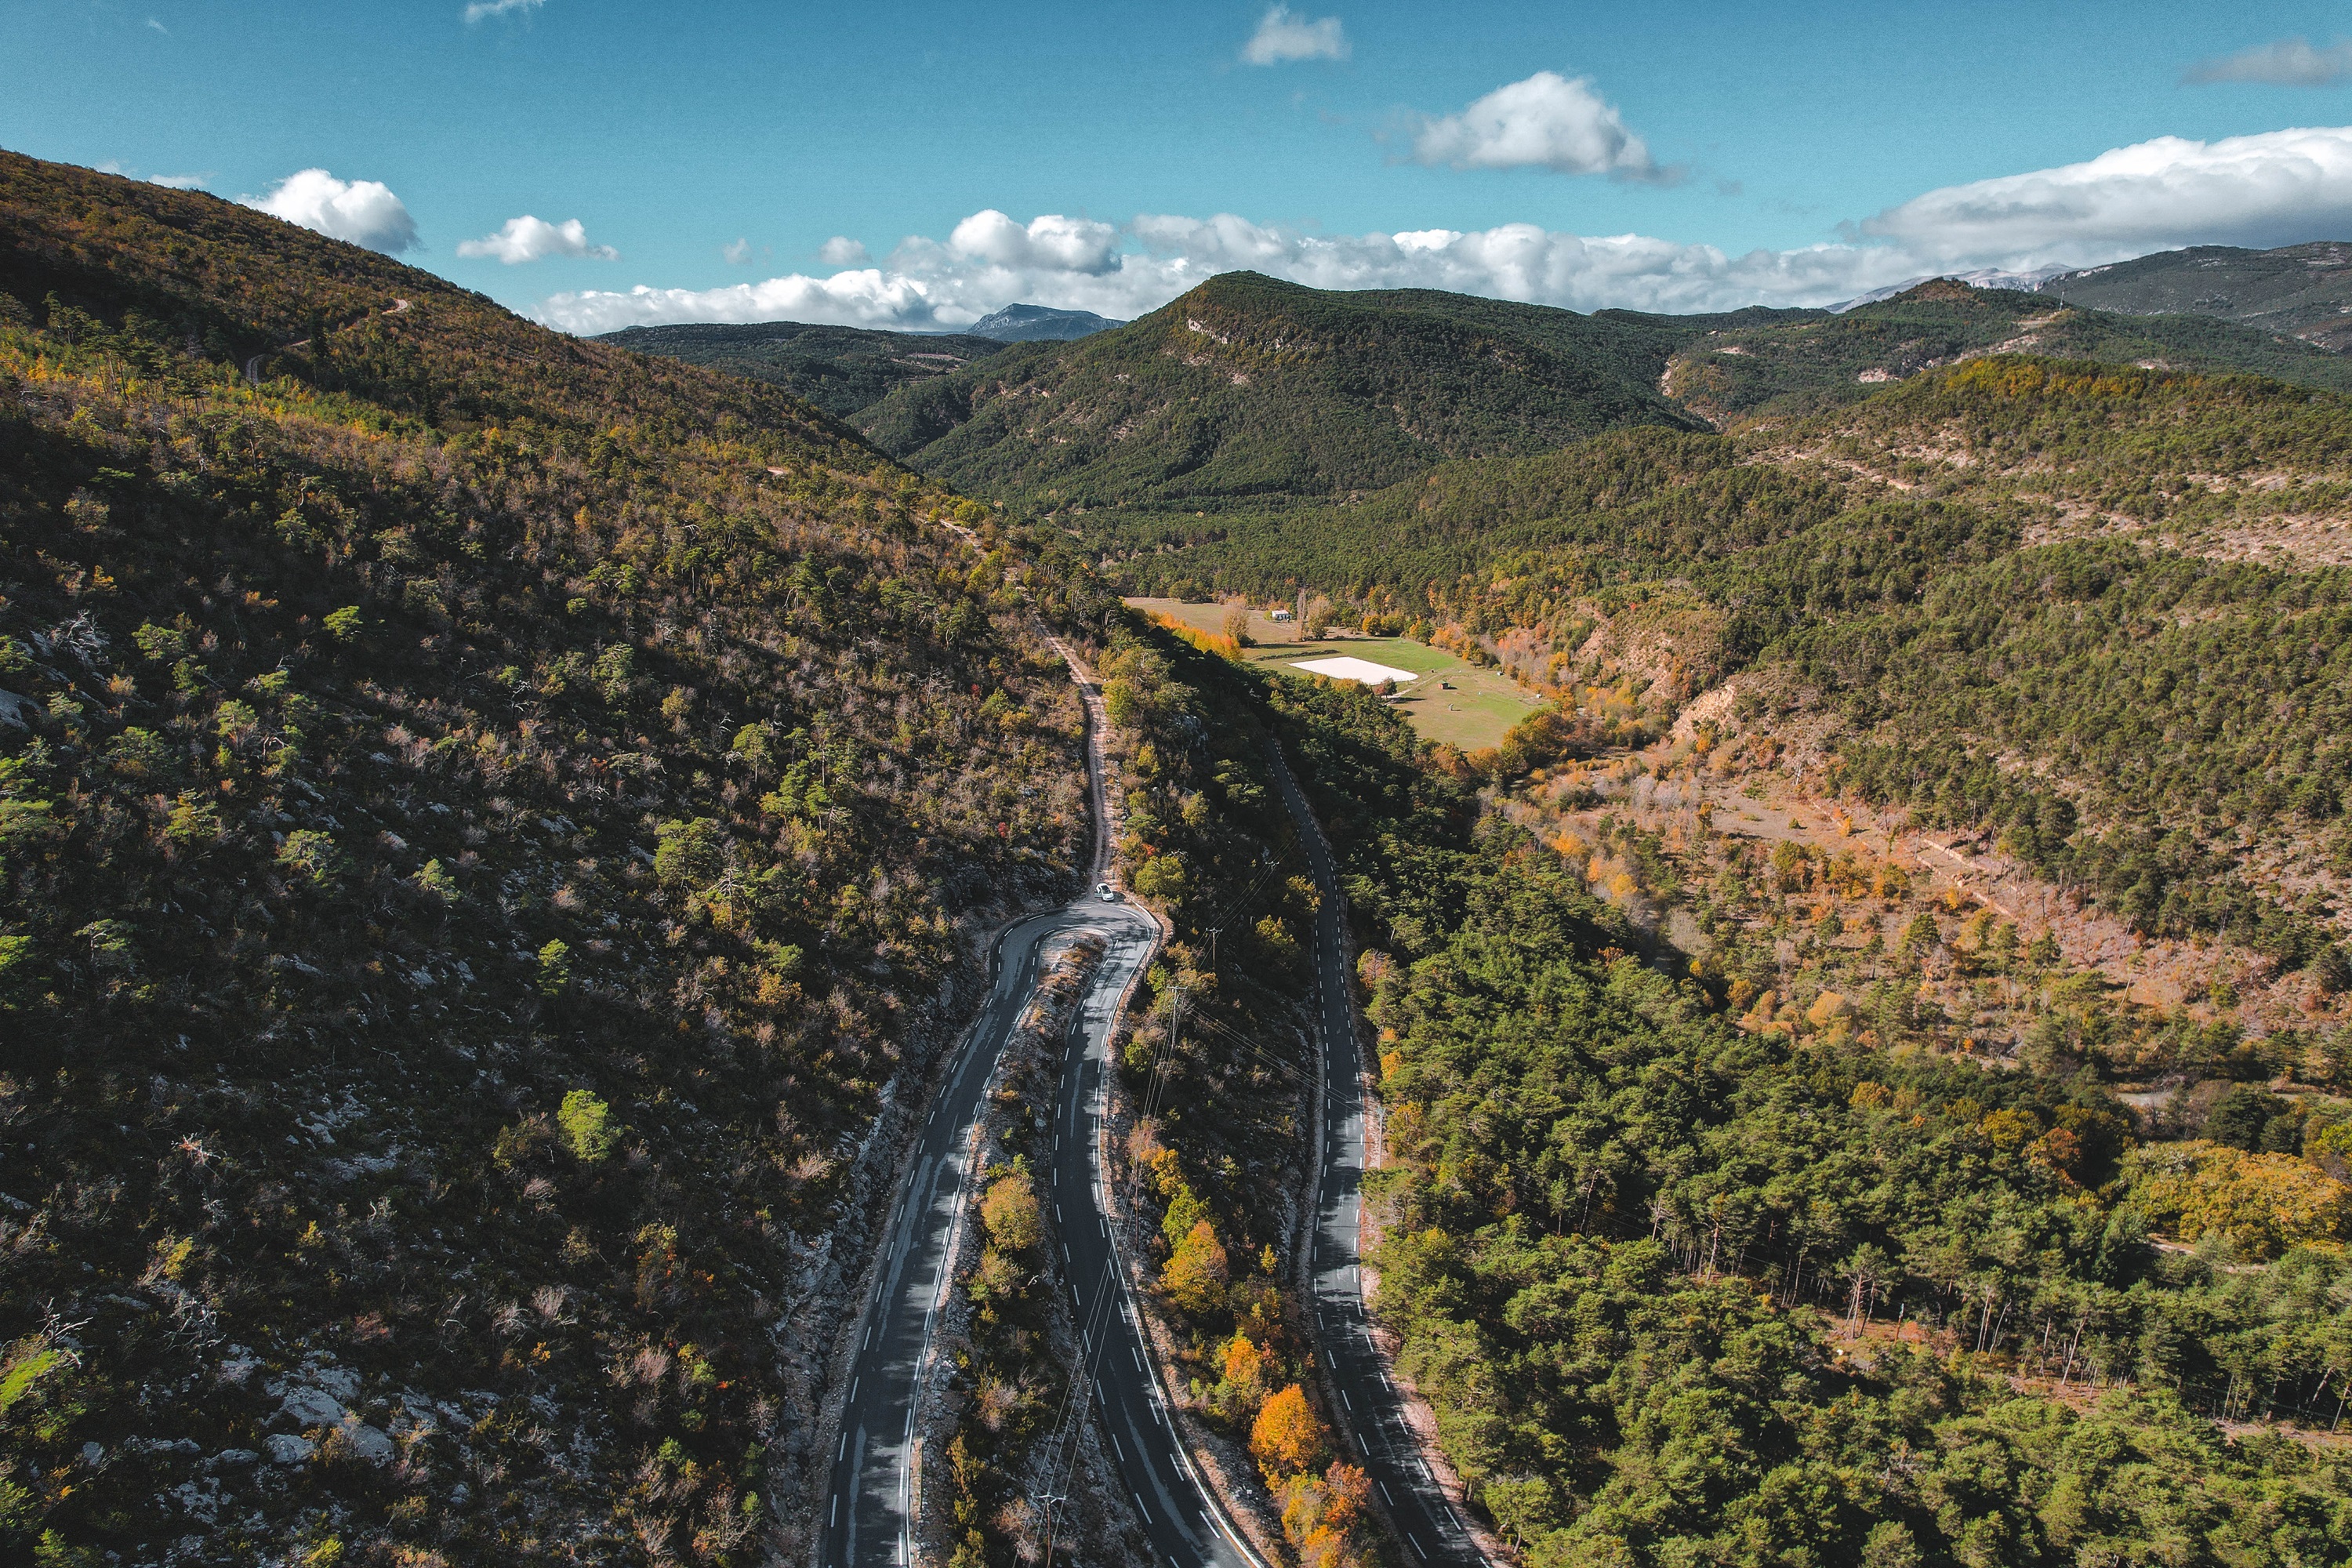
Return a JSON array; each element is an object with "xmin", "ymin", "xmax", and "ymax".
[
  {"xmin": 1125, "ymin": 597, "xmax": 1545, "ymax": 751},
  {"xmin": 1290, "ymin": 655, "xmax": 1419, "ymax": 685}
]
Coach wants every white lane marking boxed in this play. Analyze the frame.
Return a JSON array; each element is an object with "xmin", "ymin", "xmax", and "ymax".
[
  {"xmin": 1379, "ymin": 1480, "xmax": 1394, "ymax": 1505},
  {"xmin": 1112, "ymin": 1432, "xmax": 1126, "ymax": 1462},
  {"xmin": 837, "ymin": 1432, "xmax": 848, "ymax": 1461},
  {"xmin": 1407, "ymin": 1532, "xmax": 1428, "ymax": 1560},
  {"xmin": 1133, "ymin": 1492, "xmax": 1149, "ymax": 1523},
  {"xmin": 829, "ymin": 1495, "xmax": 837, "ymax": 1526}
]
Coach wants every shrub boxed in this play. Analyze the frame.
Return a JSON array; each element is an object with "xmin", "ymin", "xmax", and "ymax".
[
  {"xmin": 979, "ymin": 1174, "xmax": 1041, "ymax": 1254},
  {"xmin": 557, "ymin": 1089, "xmax": 616, "ymax": 1163},
  {"xmin": 275, "ymin": 829, "xmax": 345, "ymax": 887},
  {"xmin": 536, "ymin": 938, "xmax": 572, "ymax": 996}
]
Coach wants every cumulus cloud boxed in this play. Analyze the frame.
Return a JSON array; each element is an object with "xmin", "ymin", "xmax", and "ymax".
[
  {"xmin": 2184, "ymin": 37, "xmax": 2352, "ymax": 86},
  {"xmin": 1242, "ymin": 6, "xmax": 1348, "ymax": 64},
  {"xmin": 464, "ymin": 0, "xmax": 543, "ymax": 21},
  {"xmin": 239, "ymin": 169, "xmax": 419, "ymax": 255},
  {"xmin": 721, "ymin": 238, "xmax": 753, "ymax": 265},
  {"xmin": 817, "ymin": 235, "xmax": 869, "ymax": 266},
  {"xmin": 96, "ymin": 161, "xmax": 208, "ymax": 190},
  {"xmin": 1411, "ymin": 71, "xmax": 1664, "ymax": 182},
  {"xmin": 536, "ymin": 123, "xmax": 2352, "ymax": 334},
  {"xmin": 947, "ymin": 209, "xmax": 1120, "ymax": 274},
  {"xmin": 455, "ymin": 215, "xmax": 617, "ymax": 263},
  {"xmin": 1860, "ymin": 125, "xmax": 2352, "ymax": 262},
  {"xmin": 541, "ymin": 269, "xmax": 944, "ymax": 336},
  {"xmin": 535, "ymin": 212, "xmax": 1918, "ymax": 334}
]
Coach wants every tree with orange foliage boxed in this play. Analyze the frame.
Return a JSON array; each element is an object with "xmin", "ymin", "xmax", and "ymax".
[
  {"xmin": 1161, "ymin": 1219, "xmax": 1229, "ymax": 1316},
  {"xmin": 1280, "ymin": 1461, "xmax": 1371, "ymax": 1568},
  {"xmin": 1250, "ymin": 1383, "xmax": 1329, "ymax": 1483}
]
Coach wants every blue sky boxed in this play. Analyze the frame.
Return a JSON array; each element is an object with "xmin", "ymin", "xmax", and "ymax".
[{"xmin": 9, "ymin": 0, "xmax": 2352, "ymax": 328}]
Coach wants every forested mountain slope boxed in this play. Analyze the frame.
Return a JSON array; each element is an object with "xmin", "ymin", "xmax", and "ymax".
[
  {"xmin": 1273, "ymin": 687, "xmax": 2352, "ymax": 1566},
  {"xmin": 1098, "ymin": 357, "xmax": 2352, "ymax": 989},
  {"xmin": 851, "ymin": 272, "xmax": 1783, "ymax": 514},
  {"xmin": 849, "ymin": 271, "xmax": 2352, "ymax": 544},
  {"xmin": 2042, "ymin": 241, "xmax": 2352, "ymax": 354},
  {"xmin": 1663, "ymin": 278, "xmax": 2352, "ymax": 422},
  {"xmin": 0, "ymin": 149, "xmax": 1097, "ymax": 1563},
  {"xmin": 593, "ymin": 320, "xmax": 1010, "ymax": 419}
]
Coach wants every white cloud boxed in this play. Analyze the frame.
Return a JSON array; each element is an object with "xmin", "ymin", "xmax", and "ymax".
[
  {"xmin": 96, "ymin": 161, "xmax": 208, "ymax": 190},
  {"xmin": 1242, "ymin": 6, "xmax": 1348, "ymax": 65},
  {"xmin": 538, "ymin": 212, "xmax": 1919, "ymax": 334},
  {"xmin": 2185, "ymin": 38, "xmax": 2352, "ymax": 86},
  {"xmin": 542, "ymin": 269, "xmax": 943, "ymax": 336},
  {"xmin": 464, "ymin": 0, "xmax": 542, "ymax": 21},
  {"xmin": 818, "ymin": 235, "xmax": 869, "ymax": 266},
  {"xmin": 1411, "ymin": 71, "xmax": 1664, "ymax": 183},
  {"xmin": 1859, "ymin": 125, "xmax": 2352, "ymax": 263},
  {"xmin": 455, "ymin": 214, "xmax": 616, "ymax": 263},
  {"xmin": 722, "ymin": 238, "xmax": 753, "ymax": 265},
  {"xmin": 239, "ymin": 169, "xmax": 419, "ymax": 255},
  {"xmin": 537, "ymin": 124, "xmax": 2352, "ymax": 333},
  {"xmin": 947, "ymin": 209, "xmax": 1120, "ymax": 274}
]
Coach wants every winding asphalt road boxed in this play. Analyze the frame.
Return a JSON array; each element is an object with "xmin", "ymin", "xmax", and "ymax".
[
  {"xmin": 816, "ymin": 651, "xmax": 1258, "ymax": 1568},
  {"xmin": 1265, "ymin": 742, "xmax": 1487, "ymax": 1568}
]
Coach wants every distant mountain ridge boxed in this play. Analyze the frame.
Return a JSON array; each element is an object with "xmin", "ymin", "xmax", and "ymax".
[
  {"xmin": 850, "ymin": 271, "xmax": 1797, "ymax": 515},
  {"xmin": 964, "ymin": 302, "xmax": 1124, "ymax": 341},
  {"xmin": 1830, "ymin": 265, "xmax": 2073, "ymax": 312},
  {"xmin": 1664, "ymin": 277, "xmax": 2352, "ymax": 423},
  {"xmin": 2033, "ymin": 241, "xmax": 2352, "ymax": 352},
  {"xmin": 593, "ymin": 319, "xmax": 1004, "ymax": 417}
]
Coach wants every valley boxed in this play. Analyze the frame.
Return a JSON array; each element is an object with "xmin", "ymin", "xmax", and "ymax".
[{"xmin": 5, "ymin": 145, "xmax": 2352, "ymax": 1568}]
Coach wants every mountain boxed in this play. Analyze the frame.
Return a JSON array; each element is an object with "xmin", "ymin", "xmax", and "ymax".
[
  {"xmin": 2035, "ymin": 241, "xmax": 2352, "ymax": 352},
  {"xmin": 1098, "ymin": 346, "xmax": 2352, "ymax": 960},
  {"xmin": 593, "ymin": 319, "xmax": 1007, "ymax": 418},
  {"xmin": 1828, "ymin": 263, "xmax": 2073, "ymax": 311},
  {"xmin": 1661, "ymin": 278, "xmax": 2352, "ymax": 422},
  {"xmin": 964, "ymin": 302, "xmax": 1124, "ymax": 341},
  {"xmin": 0, "ymin": 148, "xmax": 1095, "ymax": 1561},
  {"xmin": 1110, "ymin": 334, "xmax": 2352, "ymax": 1563},
  {"xmin": 853, "ymin": 271, "xmax": 1795, "ymax": 515}
]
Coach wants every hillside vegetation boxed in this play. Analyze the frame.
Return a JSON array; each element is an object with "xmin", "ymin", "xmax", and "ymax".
[
  {"xmin": 851, "ymin": 271, "xmax": 1775, "ymax": 513},
  {"xmin": 1100, "ymin": 355, "xmax": 2352, "ymax": 1051},
  {"xmin": 1666, "ymin": 278, "xmax": 2352, "ymax": 421},
  {"xmin": 2043, "ymin": 241, "xmax": 2352, "ymax": 354},
  {"xmin": 1116, "ymin": 651, "xmax": 2352, "ymax": 1568},
  {"xmin": 593, "ymin": 321, "xmax": 1009, "ymax": 419},
  {"xmin": 846, "ymin": 274, "xmax": 2352, "ymax": 535},
  {"xmin": 0, "ymin": 149, "xmax": 1094, "ymax": 1564}
]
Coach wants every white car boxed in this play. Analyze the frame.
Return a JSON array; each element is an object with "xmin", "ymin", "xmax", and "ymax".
[{"xmin": 1096, "ymin": 882, "xmax": 1117, "ymax": 902}]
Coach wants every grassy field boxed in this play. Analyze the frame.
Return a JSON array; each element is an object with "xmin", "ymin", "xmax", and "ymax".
[{"xmin": 1125, "ymin": 597, "xmax": 1544, "ymax": 751}]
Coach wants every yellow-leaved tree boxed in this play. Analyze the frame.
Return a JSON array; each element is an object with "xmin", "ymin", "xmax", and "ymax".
[
  {"xmin": 2125, "ymin": 1141, "xmax": 2350, "ymax": 1258},
  {"xmin": 1161, "ymin": 1220, "xmax": 1229, "ymax": 1316},
  {"xmin": 1250, "ymin": 1383, "xmax": 1328, "ymax": 1483}
]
